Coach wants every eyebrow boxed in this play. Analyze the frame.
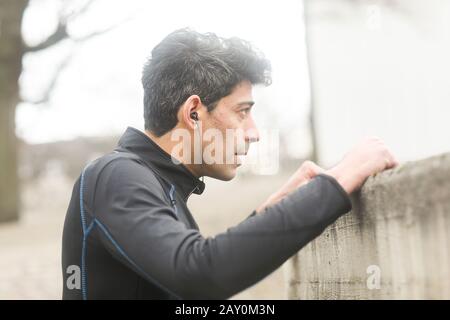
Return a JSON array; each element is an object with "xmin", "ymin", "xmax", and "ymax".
[{"xmin": 235, "ymin": 101, "xmax": 255, "ymax": 108}]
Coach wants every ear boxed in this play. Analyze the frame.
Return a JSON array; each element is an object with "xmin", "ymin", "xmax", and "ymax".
[{"xmin": 179, "ymin": 95, "xmax": 205, "ymax": 130}]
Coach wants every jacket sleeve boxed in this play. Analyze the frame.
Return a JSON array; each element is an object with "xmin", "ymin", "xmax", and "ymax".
[{"xmin": 92, "ymin": 159, "xmax": 352, "ymax": 299}]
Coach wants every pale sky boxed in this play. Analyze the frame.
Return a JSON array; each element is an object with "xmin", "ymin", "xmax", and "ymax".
[{"xmin": 17, "ymin": 0, "xmax": 312, "ymax": 159}]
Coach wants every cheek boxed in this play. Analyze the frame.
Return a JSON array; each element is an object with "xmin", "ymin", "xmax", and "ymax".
[
  {"xmin": 212, "ymin": 109, "xmax": 226, "ymax": 121},
  {"xmin": 207, "ymin": 111, "xmax": 243, "ymax": 154},
  {"xmin": 211, "ymin": 110, "xmax": 239, "ymax": 130}
]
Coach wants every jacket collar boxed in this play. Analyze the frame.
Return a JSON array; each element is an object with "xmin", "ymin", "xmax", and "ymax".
[{"xmin": 115, "ymin": 127, "xmax": 205, "ymax": 200}]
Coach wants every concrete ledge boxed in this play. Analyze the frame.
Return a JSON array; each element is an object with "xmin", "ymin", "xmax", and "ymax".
[{"xmin": 285, "ymin": 152, "xmax": 450, "ymax": 299}]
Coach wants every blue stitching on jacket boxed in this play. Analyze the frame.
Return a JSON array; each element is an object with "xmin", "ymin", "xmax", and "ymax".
[
  {"xmin": 79, "ymin": 166, "xmax": 92, "ymax": 300},
  {"xmin": 79, "ymin": 165, "xmax": 181, "ymax": 300},
  {"xmin": 94, "ymin": 219, "xmax": 181, "ymax": 299}
]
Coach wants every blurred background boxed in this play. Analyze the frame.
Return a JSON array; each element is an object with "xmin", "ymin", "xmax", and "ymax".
[{"xmin": 0, "ymin": 0, "xmax": 449, "ymax": 299}]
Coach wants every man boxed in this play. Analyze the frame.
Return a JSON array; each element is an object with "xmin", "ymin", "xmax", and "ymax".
[{"xmin": 61, "ymin": 28, "xmax": 398, "ymax": 299}]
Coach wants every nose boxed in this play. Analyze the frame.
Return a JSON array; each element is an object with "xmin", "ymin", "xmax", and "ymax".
[{"xmin": 245, "ymin": 117, "xmax": 260, "ymax": 143}]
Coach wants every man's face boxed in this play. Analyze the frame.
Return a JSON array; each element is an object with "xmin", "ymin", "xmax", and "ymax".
[{"xmin": 199, "ymin": 80, "xmax": 260, "ymax": 180}]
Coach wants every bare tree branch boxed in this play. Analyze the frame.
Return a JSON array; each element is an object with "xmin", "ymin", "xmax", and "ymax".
[
  {"xmin": 72, "ymin": 16, "xmax": 133, "ymax": 43},
  {"xmin": 23, "ymin": 0, "xmax": 97, "ymax": 53},
  {"xmin": 22, "ymin": 0, "xmax": 134, "ymax": 105},
  {"xmin": 23, "ymin": 13, "xmax": 131, "ymax": 104},
  {"xmin": 24, "ymin": 21, "xmax": 68, "ymax": 53},
  {"xmin": 23, "ymin": 51, "xmax": 75, "ymax": 105},
  {"xmin": 62, "ymin": 0, "xmax": 96, "ymax": 23}
]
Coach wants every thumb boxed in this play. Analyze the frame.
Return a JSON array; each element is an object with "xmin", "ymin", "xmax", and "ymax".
[{"xmin": 302, "ymin": 160, "xmax": 325, "ymax": 179}]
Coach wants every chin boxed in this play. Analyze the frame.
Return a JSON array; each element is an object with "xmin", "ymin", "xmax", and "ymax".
[{"xmin": 208, "ymin": 165, "xmax": 238, "ymax": 181}]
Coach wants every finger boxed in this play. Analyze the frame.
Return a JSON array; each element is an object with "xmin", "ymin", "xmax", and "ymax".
[
  {"xmin": 304, "ymin": 161, "xmax": 325, "ymax": 176},
  {"xmin": 384, "ymin": 156, "xmax": 397, "ymax": 169},
  {"xmin": 391, "ymin": 154, "xmax": 399, "ymax": 167},
  {"xmin": 386, "ymin": 151, "xmax": 398, "ymax": 168},
  {"xmin": 384, "ymin": 158, "xmax": 392, "ymax": 169}
]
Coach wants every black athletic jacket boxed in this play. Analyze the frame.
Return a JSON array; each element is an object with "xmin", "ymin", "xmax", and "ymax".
[{"xmin": 61, "ymin": 127, "xmax": 352, "ymax": 300}]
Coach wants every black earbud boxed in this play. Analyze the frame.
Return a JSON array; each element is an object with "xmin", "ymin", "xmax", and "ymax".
[{"xmin": 190, "ymin": 111, "xmax": 199, "ymax": 122}]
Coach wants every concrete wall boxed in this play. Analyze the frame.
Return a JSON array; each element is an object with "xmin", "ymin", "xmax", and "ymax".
[{"xmin": 285, "ymin": 152, "xmax": 450, "ymax": 299}]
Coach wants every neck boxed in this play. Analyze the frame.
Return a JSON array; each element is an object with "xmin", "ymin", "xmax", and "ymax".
[{"xmin": 144, "ymin": 129, "xmax": 202, "ymax": 179}]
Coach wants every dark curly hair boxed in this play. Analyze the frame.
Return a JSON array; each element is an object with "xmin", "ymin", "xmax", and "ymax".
[{"xmin": 142, "ymin": 28, "xmax": 272, "ymax": 136}]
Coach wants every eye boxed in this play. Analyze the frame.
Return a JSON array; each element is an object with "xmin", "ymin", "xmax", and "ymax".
[{"xmin": 239, "ymin": 107, "xmax": 252, "ymax": 116}]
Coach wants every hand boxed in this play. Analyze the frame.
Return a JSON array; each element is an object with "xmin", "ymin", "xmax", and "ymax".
[
  {"xmin": 256, "ymin": 160, "xmax": 324, "ymax": 213},
  {"xmin": 325, "ymin": 136, "xmax": 398, "ymax": 194}
]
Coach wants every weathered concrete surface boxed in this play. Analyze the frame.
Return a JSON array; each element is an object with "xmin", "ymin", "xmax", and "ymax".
[{"xmin": 286, "ymin": 152, "xmax": 450, "ymax": 299}]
